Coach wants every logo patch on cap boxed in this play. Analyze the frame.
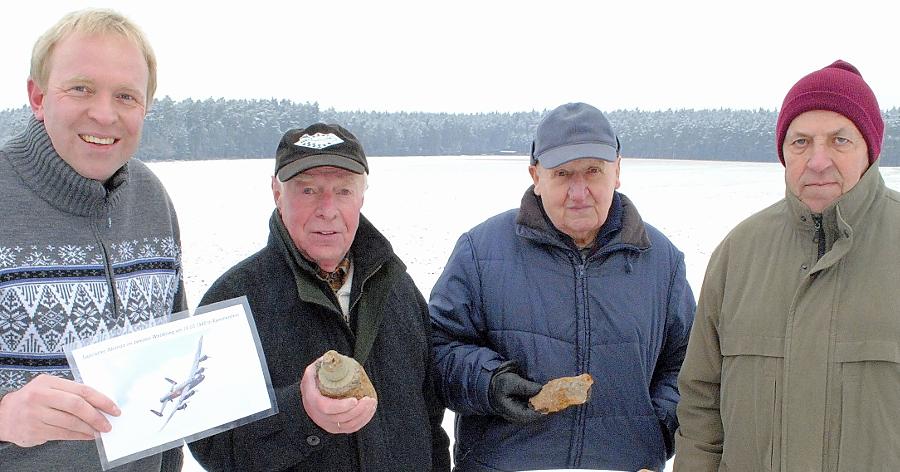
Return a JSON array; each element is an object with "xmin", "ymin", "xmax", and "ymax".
[{"xmin": 294, "ymin": 132, "xmax": 344, "ymax": 149}]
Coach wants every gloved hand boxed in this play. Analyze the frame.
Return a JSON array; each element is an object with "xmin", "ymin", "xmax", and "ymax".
[{"xmin": 489, "ymin": 366, "xmax": 543, "ymax": 423}]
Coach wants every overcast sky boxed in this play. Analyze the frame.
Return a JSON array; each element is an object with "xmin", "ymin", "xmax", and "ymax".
[{"xmin": 2, "ymin": 0, "xmax": 898, "ymax": 113}]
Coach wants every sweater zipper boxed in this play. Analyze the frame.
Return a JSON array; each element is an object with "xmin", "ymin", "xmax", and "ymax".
[
  {"xmin": 812, "ymin": 214, "xmax": 826, "ymax": 261},
  {"xmin": 95, "ymin": 210, "xmax": 121, "ymax": 319}
]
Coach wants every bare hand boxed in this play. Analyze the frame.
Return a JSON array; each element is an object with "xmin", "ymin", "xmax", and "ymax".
[
  {"xmin": 0, "ymin": 374, "xmax": 120, "ymax": 447},
  {"xmin": 299, "ymin": 359, "xmax": 377, "ymax": 434}
]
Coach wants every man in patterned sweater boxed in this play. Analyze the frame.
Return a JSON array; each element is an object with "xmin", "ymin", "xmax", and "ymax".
[{"xmin": 0, "ymin": 9, "xmax": 186, "ymax": 471}]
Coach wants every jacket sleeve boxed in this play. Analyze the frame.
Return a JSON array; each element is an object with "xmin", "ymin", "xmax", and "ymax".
[
  {"xmin": 187, "ymin": 280, "xmax": 338, "ymax": 471},
  {"xmin": 415, "ymin": 288, "xmax": 452, "ymax": 472},
  {"xmin": 673, "ymin": 245, "xmax": 727, "ymax": 471},
  {"xmin": 650, "ymin": 251, "xmax": 696, "ymax": 458},
  {"xmin": 429, "ymin": 233, "xmax": 505, "ymax": 417}
]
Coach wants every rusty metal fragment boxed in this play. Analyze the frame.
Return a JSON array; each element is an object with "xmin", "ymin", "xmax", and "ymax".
[
  {"xmin": 528, "ymin": 373, "xmax": 593, "ymax": 414},
  {"xmin": 316, "ymin": 350, "xmax": 378, "ymax": 400}
]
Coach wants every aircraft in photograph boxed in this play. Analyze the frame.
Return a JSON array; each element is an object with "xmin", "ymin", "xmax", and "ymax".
[{"xmin": 150, "ymin": 335, "xmax": 209, "ymax": 429}]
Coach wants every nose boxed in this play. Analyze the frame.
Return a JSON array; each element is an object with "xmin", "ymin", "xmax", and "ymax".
[
  {"xmin": 87, "ymin": 95, "xmax": 118, "ymax": 126},
  {"xmin": 568, "ymin": 174, "xmax": 589, "ymax": 201},
  {"xmin": 806, "ymin": 140, "xmax": 833, "ymax": 173},
  {"xmin": 314, "ymin": 191, "xmax": 338, "ymax": 219}
]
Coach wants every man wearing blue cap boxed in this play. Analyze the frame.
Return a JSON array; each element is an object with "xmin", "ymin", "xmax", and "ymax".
[{"xmin": 430, "ymin": 102, "xmax": 695, "ymax": 471}]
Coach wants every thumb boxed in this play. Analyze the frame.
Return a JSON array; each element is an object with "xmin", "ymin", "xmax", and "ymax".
[{"xmin": 509, "ymin": 374, "xmax": 543, "ymax": 397}]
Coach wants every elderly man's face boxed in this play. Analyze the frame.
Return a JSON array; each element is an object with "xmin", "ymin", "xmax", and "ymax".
[
  {"xmin": 529, "ymin": 157, "xmax": 620, "ymax": 248},
  {"xmin": 28, "ymin": 32, "xmax": 149, "ymax": 182},
  {"xmin": 272, "ymin": 166, "xmax": 365, "ymax": 272},
  {"xmin": 784, "ymin": 110, "xmax": 870, "ymax": 213}
]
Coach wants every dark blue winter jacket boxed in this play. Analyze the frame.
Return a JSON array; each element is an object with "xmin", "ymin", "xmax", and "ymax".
[{"xmin": 430, "ymin": 188, "xmax": 695, "ymax": 472}]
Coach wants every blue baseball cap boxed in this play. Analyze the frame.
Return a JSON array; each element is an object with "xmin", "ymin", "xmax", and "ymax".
[{"xmin": 531, "ymin": 102, "xmax": 620, "ymax": 168}]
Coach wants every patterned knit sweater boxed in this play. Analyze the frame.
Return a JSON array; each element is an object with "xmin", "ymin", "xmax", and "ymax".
[
  {"xmin": 0, "ymin": 118, "xmax": 187, "ymax": 471},
  {"xmin": 0, "ymin": 119, "xmax": 185, "ymax": 393},
  {"xmin": 0, "ymin": 118, "xmax": 187, "ymax": 394}
]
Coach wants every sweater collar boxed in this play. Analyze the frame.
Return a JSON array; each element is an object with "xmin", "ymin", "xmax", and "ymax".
[{"xmin": 2, "ymin": 117, "xmax": 129, "ymax": 217}]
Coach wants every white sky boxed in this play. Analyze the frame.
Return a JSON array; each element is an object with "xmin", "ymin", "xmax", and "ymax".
[{"xmin": 2, "ymin": 0, "xmax": 899, "ymax": 113}]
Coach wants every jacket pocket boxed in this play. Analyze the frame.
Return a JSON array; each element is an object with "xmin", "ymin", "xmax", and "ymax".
[
  {"xmin": 834, "ymin": 340, "xmax": 900, "ymax": 471},
  {"xmin": 719, "ymin": 334, "xmax": 783, "ymax": 471}
]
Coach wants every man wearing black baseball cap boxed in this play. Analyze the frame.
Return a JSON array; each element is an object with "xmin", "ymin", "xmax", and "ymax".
[
  {"xmin": 430, "ymin": 103, "xmax": 695, "ymax": 471},
  {"xmin": 190, "ymin": 123, "xmax": 450, "ymax": 471}
]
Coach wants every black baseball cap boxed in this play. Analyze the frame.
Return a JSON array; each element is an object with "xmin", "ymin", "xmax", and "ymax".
[{"xmin": 275, "ymin": 123, "xmax": 368, "ymax": 182}]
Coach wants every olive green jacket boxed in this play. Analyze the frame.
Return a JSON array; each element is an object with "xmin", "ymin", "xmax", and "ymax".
[{"xmin": 674, "ymin": 163, "xmax": 900, "ymax": 471}]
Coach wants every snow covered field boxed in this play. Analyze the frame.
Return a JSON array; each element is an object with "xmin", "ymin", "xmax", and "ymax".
[{"xmin": 149, "ymin": 156, "xmax": 900, "ymax": 471}]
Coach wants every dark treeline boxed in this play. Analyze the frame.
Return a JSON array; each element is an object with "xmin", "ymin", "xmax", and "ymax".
[{"xmin": 2, "ymin": 98, "xmax": 899, "ymax": 166}]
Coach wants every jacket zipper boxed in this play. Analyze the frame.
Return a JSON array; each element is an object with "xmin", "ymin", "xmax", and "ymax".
[
  {"xmin": 812, "ymin": 214, "xmax": 826, "ymax": 261},
  {"xmin": 571, "ymin": 254, "xmax": 588, "ymax": 467}
]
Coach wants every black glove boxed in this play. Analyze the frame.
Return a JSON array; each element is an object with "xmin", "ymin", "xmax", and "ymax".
[{"xmin": 489, "ymin": 365, "xmax": 543, "ymax": 423}]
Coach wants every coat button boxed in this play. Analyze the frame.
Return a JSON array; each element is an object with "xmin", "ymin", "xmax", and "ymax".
[
  {"xmin": 306, "ymin": 435, "xmax": 321, "ymax": 446},
  {"xmin": 801, "ymin": 264, "xmax": 808, "ymax": 271}
]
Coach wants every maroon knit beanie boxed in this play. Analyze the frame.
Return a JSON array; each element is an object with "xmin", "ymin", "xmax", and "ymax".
[{"xmin": 776, "ymin": 60, "xmax": 883, "ymax": 165}]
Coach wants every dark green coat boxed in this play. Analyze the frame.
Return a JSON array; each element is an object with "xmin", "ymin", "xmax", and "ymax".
[{"xmin": 189, "ymin": 211, "xmax": 450, "ymax": 471}]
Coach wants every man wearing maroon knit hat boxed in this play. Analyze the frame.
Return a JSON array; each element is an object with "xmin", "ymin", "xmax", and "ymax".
[{"xmin": 674, "ymin": 60, "xmax": 900, "ymax": 471}]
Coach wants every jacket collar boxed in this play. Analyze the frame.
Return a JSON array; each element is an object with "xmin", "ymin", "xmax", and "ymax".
[
  {"xmin": 786, "ymin": 162, "xmax": 886, "ymax": 273},
  {"xmin": 269, "ymin": 209, "xmax": 403, "ymax": 364},
  {"xmin": 269, "ymin": 209, "xmax": 401, "ymax": 309},
  {"xmin": 2, "ymin": 116, "xmax": 129, "ymax": 217},
  {"xmin": 515, "ymin": 186, "xmax": 651, "ymax": 253}
]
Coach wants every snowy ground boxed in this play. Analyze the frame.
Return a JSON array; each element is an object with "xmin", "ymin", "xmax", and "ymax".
[{"xmin": 149, "ymin": 156, "xmax": 900, "ymax": 471}]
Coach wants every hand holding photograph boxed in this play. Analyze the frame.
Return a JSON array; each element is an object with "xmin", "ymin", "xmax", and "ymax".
[{"xmin": 64, "ymin": 296, "xmax": 276, "ymax": 470}]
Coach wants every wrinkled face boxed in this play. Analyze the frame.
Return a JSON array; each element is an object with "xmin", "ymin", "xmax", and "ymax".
[
  {"xmin": 529, "ymin": 157, "xmax": 620, "ymax": 248},
  {"xmin": 272, "ymin": 166, "xmax": 365, "ymax": 272},
  {"xmin": 28, "ymin": 32, "xmax": 149, "ymax": 182},
  {"xmin": 784, "ymin": 110, "xmax": 869, "ymax": 213}
]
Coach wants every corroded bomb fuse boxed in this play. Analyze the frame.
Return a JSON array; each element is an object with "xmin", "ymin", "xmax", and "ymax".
[
  {"xmin": 315, "ymin": 350, "xmax": 377, "ymax": 400},
  {"xmin": 528, "ymin": 373, "xmax": 593, "ymax": 414}
]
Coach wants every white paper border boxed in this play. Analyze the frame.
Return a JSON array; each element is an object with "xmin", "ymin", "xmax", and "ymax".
[{"xmin": 64, "ymin": 296, "xmax": 277, "ymax": 470}]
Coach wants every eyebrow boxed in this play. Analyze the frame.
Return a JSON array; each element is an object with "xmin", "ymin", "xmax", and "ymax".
[
  {"xmin": 60, "ymin": 75, "xmax": 94, "ymax": 86},
  {"xmin": 787, "ymin": 126, "xmax": 858, "ymax": 137}
]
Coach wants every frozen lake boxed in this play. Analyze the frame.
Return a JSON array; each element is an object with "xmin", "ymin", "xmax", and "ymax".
[{"xmin": 149, "ymin": 155, "xmax": 900, "ymax": 471}]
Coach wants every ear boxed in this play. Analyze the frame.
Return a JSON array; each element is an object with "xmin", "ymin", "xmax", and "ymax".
[
  {"xmin": 528, "ymin": 165, "xmax": 542, "ymax": 195},
  {"xmin": 27, "ymin": 79, "xmax": 46, "ymax": 121},
  {"xmin": 271, "ymin": 175, "xmax": 282, "ymax": 207},
  {"xmin": 613, "ymin": 157, "xmax": 621, "ymax": 189}
]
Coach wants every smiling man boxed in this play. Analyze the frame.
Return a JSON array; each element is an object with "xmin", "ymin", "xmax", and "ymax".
[
  {"xmin": 675, "ymin": 60, "xmax": 900, "ymax": 471},
  {"xmin": 430, "ymin": 102, "xmax": 695, "ymax": 471},
  {"xmin": 189, "ymin": 123, "xmax": 450, "ymax": 472},
  {"xmin": 0, "ymin": 8, "xmax": 186, "ymax": 472}
]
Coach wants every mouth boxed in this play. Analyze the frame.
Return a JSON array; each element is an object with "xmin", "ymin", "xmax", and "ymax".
[{"xmin": 79, "ymin": 134, "xmax": 117, "ymax": 145}]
